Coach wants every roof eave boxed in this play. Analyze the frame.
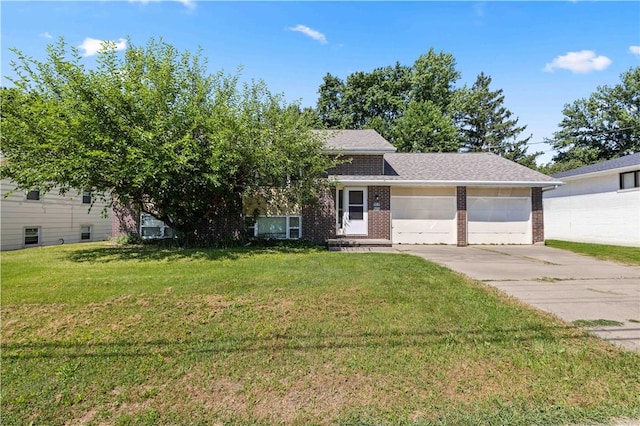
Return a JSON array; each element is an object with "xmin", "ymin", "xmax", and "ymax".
[
  {"xmin": 329, "ymin": 177, "xmax": 565, "ymax": 187},
  {"xmin": 326, "ymin": 148, "xmax": 397, "ymax": 155},
  {"xmin": 554, "ymin": 164, "xmax": 639, "ymax": 180}
]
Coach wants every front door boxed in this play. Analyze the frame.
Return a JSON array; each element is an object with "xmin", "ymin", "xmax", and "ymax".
[{"xmin": 342, "ymin": 188, "xmax": 367, "ymax": 235}]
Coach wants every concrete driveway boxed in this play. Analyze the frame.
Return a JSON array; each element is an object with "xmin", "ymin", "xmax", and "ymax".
[{"xmin": 391, "ymin": 245, "xmax": 640, "ymax": 352}]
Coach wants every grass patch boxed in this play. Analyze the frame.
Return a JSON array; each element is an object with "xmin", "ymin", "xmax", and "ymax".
[
  {"xmin": 573, "ymin": 319, "xmax": 625, "ymax": 327},
  {"xmin": 545, "ymin": 240, "xmax": 640, "ymax": 265},
  {"xmin": 2, "ymin": 242, "xmax": 640, "ymax": 425}
]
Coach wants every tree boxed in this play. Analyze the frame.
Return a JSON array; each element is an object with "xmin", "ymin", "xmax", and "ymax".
[
  {"xmin": 314, "ymin": 49, "xmax": 460, "ymax": 151},
  {"xmin": 550, "ymin": 67, "xmax": 640, "ymax": 166},
  {"xmin": 1, "ymin": 38, "xmax": 335, "ymax": 245},
  {"xmin": 456, "ymin": 72, "xmax": 538, "ymax": 167},
  {"xmin": 393, "ymin": 100, "xmax": 459, "ymax": 152}
]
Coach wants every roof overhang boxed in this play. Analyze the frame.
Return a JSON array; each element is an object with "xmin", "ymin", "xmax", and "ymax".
[
  {"xmin": 555, "ymin": 164, "xmax": 639, "ymax": 181},
  {"xmin": 326, "ymin": 148, "xmax": 397, "ymax": 155},
  {"xmin": 329, "ymin": 177, "xmax": 565, "ymax": 188}
]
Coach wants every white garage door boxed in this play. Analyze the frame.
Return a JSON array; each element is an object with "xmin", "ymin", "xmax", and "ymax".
[
  {"xmin": 392, "ymin": 196, "xmax": 457, "ymax": 244},
  {"xmin": 468, "ymin": 197, "xmax": 531, "ymax": 244}
]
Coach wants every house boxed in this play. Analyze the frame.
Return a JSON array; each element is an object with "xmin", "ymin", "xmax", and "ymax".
[
  {"xmin": 543, "ymin": 153, "xmax": 640, "ymax": 247},
  {"xmin": 256, "ymin": 130, "xmax": 563, "ymax": 246},
  {"xmin": 1, "ymin": 180, "xmax": 113, "ymax": 251},
  {"xmin": 112, "ymin": 130, "xmax": 562, "ymax": 246}
]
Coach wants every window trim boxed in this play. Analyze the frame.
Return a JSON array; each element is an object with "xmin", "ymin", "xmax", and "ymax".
[
  {"xmin": 247, "ymin": 215, "xmax": 302, "ymax": 240},
  {"xmin": 619, "ymin": 170, "xmax": 640, "ymax": 190},
  {"xmin": 80, "ymin": 224, "xmax": 92, "ymax": 241},
  {"xmin": 24, "ymin": 227, "xmax": 40, "ymax": 246},
  {"xmin": 82, "ymin": 190, "xmax": 92, "ymax": 204}
]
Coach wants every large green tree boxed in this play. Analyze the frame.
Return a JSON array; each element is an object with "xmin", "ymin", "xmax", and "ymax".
[
  {"xmin": 456, "ymin": 72, "xmax": 538, "ymax": 167},
  {"xmin": 1, "ymin": 38, "xmax": 334, "ymax": 245},
  {"xmin": 550, "ymin": 67, "xmax": 640, "ymax": 167},
  {"xmin": 315, "ymin": 48, "xmax": 461, "ymax": 152}
]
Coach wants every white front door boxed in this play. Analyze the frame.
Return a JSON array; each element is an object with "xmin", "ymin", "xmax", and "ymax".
[{"xmin": 342, "ymin": 188, "xmax": 368, "ymax": 235}]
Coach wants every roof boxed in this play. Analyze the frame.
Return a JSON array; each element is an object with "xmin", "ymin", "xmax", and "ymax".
[
  {"xmin": 552, "ymin": 153, "xmax": 640, "ymax": 178},
  {"xmin": 332, "ymin": 152, "xmax": 563, "ymax": 187},
  {"xmin": 315, "ymin": 129, "xmax": 397, "ymax": 154}
]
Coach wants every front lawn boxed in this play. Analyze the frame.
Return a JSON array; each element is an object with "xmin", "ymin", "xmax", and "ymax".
[
  {"xmin": 546, "ymin": 240, "xmax": 640, "ymax": 265},
  {"xmin": 2, "ymin": 242, "xmax": 639, "ymax": 425}
]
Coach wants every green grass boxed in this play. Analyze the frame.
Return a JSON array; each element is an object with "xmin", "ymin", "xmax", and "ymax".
[
  {"xmin": 546, "ymin": 240, "xmax": 640, "ymax": 265},
  {"xmin": 2, "ymin": 242, "xmax": 640, "ymax": 425}
]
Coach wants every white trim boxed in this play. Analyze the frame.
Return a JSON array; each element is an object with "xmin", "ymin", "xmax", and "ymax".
[
  {"xmin": 24, "ymin": 226, "xmax": 40, "ymax": 246},
  {"xmin": 249, "ymin": 215, "xmax": 302, "ymax": 240},
  {"xmin": 330, "ymin": 178, "xmax": 564, "ymax": 187},
  {"xmin": 343, "ymin": 187, "xmax": 368, "ymax": 236},
  {"xmin": 80, "ymin": 224, "xmax": 92, "ymax": 241},
  {"xmin": 557, "ymin": 164, "xmax": 640, "ymax": 181}
]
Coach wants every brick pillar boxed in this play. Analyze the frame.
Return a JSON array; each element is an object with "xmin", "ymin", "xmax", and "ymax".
[
  {"xmin": 457, "ymin": 186, "xmax": 467, "ymax": 247},
  {"xmin": 531, "ymin": 187, "xmax": 544, "ymax": 244}
]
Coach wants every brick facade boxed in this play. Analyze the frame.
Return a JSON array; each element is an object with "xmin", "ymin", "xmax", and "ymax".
[
  {"xmin": 456, "ymin": 186, "xmax": 468, "ymax": 247},
  {"xmin": 531, "ymin": 187, "xmax": 544, "ymax": 244},
  {"xmin": 328, "ymin": 155, "xmax": 385, "ymax": 176},
  {"xmin": 112, "ymin": 202, "xmax": 140, "ymax": 237},
  {"xmin": 302, "ymin": 188, "xmax": 337, "ymax": 244}
]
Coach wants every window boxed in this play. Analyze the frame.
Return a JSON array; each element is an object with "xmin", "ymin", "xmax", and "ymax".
[
  {"xmin": 26, "ymin": 189, "xmax": 40, "ymax": 201},
  {"xmin": 620, "ymin": 170, "xmax": 640, "ymax": 190},
  {"xmin": 82, "ymin": 190, "xmax": 92, "ymax": 204},
  {"xmin": 140, "ymin": 214, "xmax": 174, "ymax": 239},
  {"xmin": 80, "ymin": 225, "xmax": 92, "ymax": 240},
  {"xmin": 24, "ymin": 227, "xmax": 40, "ymax": 245},
  {"xmin": 247, "ymin": 215, "xmax": 302, "ymax": 240}
]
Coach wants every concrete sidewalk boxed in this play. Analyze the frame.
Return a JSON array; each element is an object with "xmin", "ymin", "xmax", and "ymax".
[{"xmin": 383, "ymin": 245, "xmax": 640, "ymax": 352}]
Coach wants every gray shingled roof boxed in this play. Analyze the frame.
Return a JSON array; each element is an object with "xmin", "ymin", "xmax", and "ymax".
[
  {"xmin": 552, "ymin": 153, "xmax": 640, "ymax": 178},
  {"xmin": 332, "ymin": 153, "xmax": 561, "ymax": 186},
  {"xmin": 314, "ymin": 129, "xmax": 396, "ymax": 153}
]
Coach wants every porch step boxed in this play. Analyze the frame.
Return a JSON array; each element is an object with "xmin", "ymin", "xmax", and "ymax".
[{"xmin": 327, "ymin": 238, "xmax": 393, "ymax": 251}]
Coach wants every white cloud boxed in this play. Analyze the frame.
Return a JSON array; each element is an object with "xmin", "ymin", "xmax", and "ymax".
[
  {"xmin": 78, "ymin": 37, "xmax": 127, "ymax": 57},
  {"xmin": 129, "ymin": 0, "xmax": 196, "ymax": 10},
  {"xmin": 629, "ymin": 45, "xmax": 640, "ymax": 56},
  {"xmin": 288, "ymin": 24, "xmax": 327, "ymax": 45},
  {"xmin": 40, "ymin": 32, "xmax": 53, "ymax": 39},
  {"xmin": 543, "ymin": 50, "xmax": 612, "ymax": 73}
]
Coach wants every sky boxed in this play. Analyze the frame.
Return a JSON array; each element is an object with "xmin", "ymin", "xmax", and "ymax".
[{"xmin": 2, "ymin": 1, "xmax": 639, "ymax": 164}]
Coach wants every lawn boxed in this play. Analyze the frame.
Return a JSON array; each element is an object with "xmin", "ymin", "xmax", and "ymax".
[
  {"xmin": 2, "ymin": 242, "xmax": 639, "ymax": 425},
  {"xmin": 546, "ymin": 240, "xmax": 640, "ymax": 265}
]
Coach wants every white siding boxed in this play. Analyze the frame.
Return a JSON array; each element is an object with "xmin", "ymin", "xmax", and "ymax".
[
  {"xmin": 1, "ymin": 180, "xmax": 112, "ymax": 251},
  {"xmin": 544, "ymin": 171, "xmax": 640, "ymax": 247}
]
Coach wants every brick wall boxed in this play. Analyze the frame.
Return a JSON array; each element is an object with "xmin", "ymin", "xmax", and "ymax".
[
  {"xmin": 531, "ymin": 187, "xmax": 544, "ymax": 244},
  {"xmin": 112, "ymin": 202, "xmax": 140, "ymax": 237},
  {"xmin": 328, "ymin": 155, "xmax": 385, "ymax": 175},
  {"xmin": 302, "ymin": 188, "xmax": 337, "ymax": 244},
  {"xmin": 456, "ymin": 186, "xmax": 467, "ymax": 247},
  {"xmin": 367, "ymin": 186, "xmax": 391, "ymax": 240}
]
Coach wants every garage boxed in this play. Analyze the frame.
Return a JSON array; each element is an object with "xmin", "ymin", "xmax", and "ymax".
[
  {"xmin": 467, "ymin": 188, "xmax": 532, "ymax": 244},
  {"xmin": 391, "ymin": 188, "xmax": 456, "ymax": 244}
]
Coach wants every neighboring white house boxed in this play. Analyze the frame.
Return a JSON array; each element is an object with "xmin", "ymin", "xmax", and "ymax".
[
  {"xmin": 543, "ymin": 153, "xmax": 640, "ymax": 247},
  {"xmin": 1, "ymin": 180, "xmax": 112, "ymax": 251}
]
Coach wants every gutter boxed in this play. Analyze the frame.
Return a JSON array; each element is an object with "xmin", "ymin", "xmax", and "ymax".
[{"xmin": 330, "ymin": 177, "xmax": 565, "ymax": 188}]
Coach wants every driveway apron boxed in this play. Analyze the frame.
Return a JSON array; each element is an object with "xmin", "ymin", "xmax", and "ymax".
[{"xmin": 391, "ymin": 245, "xmax": 640, "ymax": 352}]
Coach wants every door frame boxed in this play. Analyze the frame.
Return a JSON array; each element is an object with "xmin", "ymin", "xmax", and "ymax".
[{"xmin": 336, "ymin": 187, "xmax": 368, "ymax": 236}]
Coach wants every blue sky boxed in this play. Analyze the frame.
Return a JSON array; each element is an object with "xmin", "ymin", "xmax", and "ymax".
[{"xmin": 2, "ymin": 1, "xmax": 639, "ymax": 164}]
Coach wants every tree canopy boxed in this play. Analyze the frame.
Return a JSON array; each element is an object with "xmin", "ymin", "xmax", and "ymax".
[
  {"xmin": 548, "ymin": 67, "xmax": 640, "ymax": 169},
  {"xmin": 1, "ymin": 38, "xmax": 334, "ymax": 245},
  {"xmin": 315, "ymin": 49, "xmax": 537, "ymax": 164}
]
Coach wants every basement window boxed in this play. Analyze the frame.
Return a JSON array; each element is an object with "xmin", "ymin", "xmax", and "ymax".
[{"xmin": 24, "ymin": 227, "xmax": 40, "ymax": 246}]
